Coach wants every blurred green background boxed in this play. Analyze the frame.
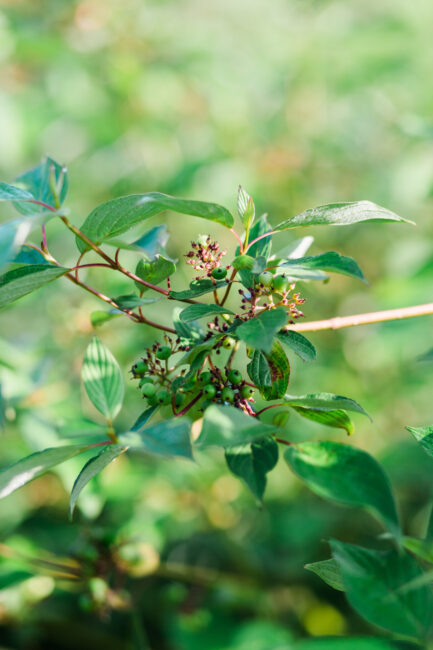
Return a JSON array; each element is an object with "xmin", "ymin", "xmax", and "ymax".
[{"xmin": 1, "ymin": 0, "xmax": 433, "ymax": 647}]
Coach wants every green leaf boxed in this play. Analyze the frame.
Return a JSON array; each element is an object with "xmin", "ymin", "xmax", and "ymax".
[
  {"xmin": 8, "ymin": 245, "xmax": 49, "ymax": 266},
  {"xmin": 292, "ymin": 406, "xmax": 354, "ymax": 435},
  {"xmin": 331, "ymin": 540, "xmax": 433, "ymax": 638},
  {"xmin": 119, "ymin": 418, "xmax": 193, "ymax": 459},
  {"xmin": 295, "ymin": 638, "xmax": 403, "ymax": 649},
  {"xmin": 179, "ymin": 303, "xmax": 233, "ymax": 322},
  {"xmin": 169, "ymin": 278, "xmax": 227, "ymax": 300},
  {"xmin": 407, "ymin": 425, "xmax": 433, "ymax": 458},
  {"xmin": 0, "ymin": 211, "xmax": 59, "ymax": 273},
  {"xmin": 14, "ymin": 156, "xmax": 68, "ymax": 215},
  {"xmin": 90, "ymin": 310, "xmax": 120, "ymax": 327},
  {"xmin": 285, "ymin": 442, "xmax": 400, "ymax": 538},
  {"xmin": 113, "ymin": 294, "xmax": 160, "ymax": 310},
  {"xmin": 107, "ymin": 224, "xmax": 169, "ymax": 259},
  {"xmin": 237, "ymin": 185, "xmax": 255, "ymax": 230},
  {"xmin": 236, "ymin": 308, "xmax": 288, "ymax": 354},
  {"xmin": 403, "ymin": 536, "xmax": 433, "ymax": 564},
  {"xmin": 173, "ymin": 308, "xmax": 205, "ymax": 346},
  {"xmin": 82, "ymin": 336, "xmax": 124, "ymax": 421},
  {"xmin": 197, "ymin": 404, "xmax": 277, "ymax": 448},
  {"xmin": 261, "ymin": 340, "xmax": 290, "ymax": 400},
  {"xmin": 135, "ymin": 255, "xmax": 176, "ymax": 292},
  {"xmin": 247, "ymin": 350, "xmax": 271, "ymax": 388},
  {"xmin": 77, "ymin": 192, "xmax": 234, "ymax": 252},
  {"xmin": 0, "ymin": 444, "xmax": 93, "ymax": 499},
  {"xmin": 130, "ymin": 406, "xmax": 158, "ymax": 431},
  {"xmin": 0, "ymin": 182, "xmax": 34, "ymax": 202},
  {"xmin": 69, "ymin": 444, "xmax": 125, "ymax": 518},
  {"xmin": 225, "ymin": 437, "xmax": 278, "ymax": 501},
  {"xmin": 274, "ymin": 201, "xmax": 414, "ymax": 231},
  {"xmin": 238, "ymin": 215, "xmax": 273, "ymax": 288},
  {"xmin": 280, "ymin": 251, "xmax": 366, "ymax": 282},
  {"xmin": 0, "ymin": 264, "xmax": 68, "ymax": 308},
  {"xmin": 277, "ymin": 330, "xmax": 316, "ymax": 362},
  {"xmin": 284, "ymin": 393, "xmax": 371, "ymax": 419},
  {"xmin": 304, "ymin": 558, "xmax": 344, "ymax": 591},
  {"xmin": 275, "ymin": 235, "xmax": 314, "ymax": 259}
]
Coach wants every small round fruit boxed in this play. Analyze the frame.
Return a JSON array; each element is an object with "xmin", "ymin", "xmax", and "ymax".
[
  {"xmin": 174, "ymin": 393, "xmax": 185, "ymax": 408},
  {"xmin": 156, "ymin": 390, "xmax": 171, "ymax": 405},
  {"xmin": 258, "ymin": 271, "xmax": 273, "ymax": 287},
  {"xmin": 139, "ymin": 377, "xmax": 154, "ymax": 387},
  {"xmin": 131, "ymin": 360, "xmax": 148, "ymax": 376},
  {"xmin": 227, "ymin": 369, "xmax": 242, "ymax": 385},
  {"xmin": 211, "ymin": 267, "xmax": 227, "ymax": 280},
  {"xmin": 199, "ymin": 371, "xmax": 212, "ymax": 385},
  {"xmin": 232, "ymin": 254, "xmax": 254, "ymax": 270},
  {"xmin": 241, "ymin": 385, "xmax": 254, "ymax": 399},
  {"xmin": 203, "ymin": 383, "xmax": 217, "ymax": 398},
  {"xmin": 221, "ymin": 387, "xmax": 235, "ymax": 403},
  {"xmin": 222, "ymin": 336, "xmax": 236, "ymax": 350},
  {"xmin": 156, "ymin": 346, "xmax": 172, "ymax": 360},
  {"xmin": 272, "ymin": 274, "xmax": 289, "ymax": 293},
  {"xmin": 147, "ymin": 394, "xmax": 158, "ymax": 406},
  {"xmin": 141, "ymin": 383, "xmax": 157, "ymax": 398}
]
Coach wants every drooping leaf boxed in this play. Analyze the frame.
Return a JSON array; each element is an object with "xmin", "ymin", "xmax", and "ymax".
[
  {"xmin": 331, "ymin": 540, "xmax": 433, "ymax": 638},
  {"xmin": 0, "ymin": 264, "xmax": 68, "ymax": 308},
  {"xmin": 236, "ymin": 308, "xmax": 287, "ymax": 354},
  {"xmin": 285, "ymin": 442, "xmax": 400, "ymax": 538},
  {"xmin": 169, "ymin": 278, "xmax": 228, "ymax": 300},
  {"xmin": 179, "ymin": 303, "xmax": 233, "ymax": 322},
  {"xmin": 277, "ymin": 330, "xmax": 316, "ymax": 362},
  {"xmin": 225, "ymin": 437, "xmax": 278, "ymax": 501},
  {"xmin": 197, "ymin": 404, "xmax": 277, "ymax": 448},
  {"xmin": 284, "ymin": 393, "xmax": 371, "ymax": 420},
  {"xmin": 107, "ymin": 224, "xmax": 169, "ymax": 259},
  {"xmin": 280, "ymin": 251, "xmax": 366, "ymax": 282},
  {"xmin": 135, "ymin": 255, "xmax": 176, "ymax": 291},
  {"xmin": 14, "ymin": 156, "xmax": 68, "ymax": 215},
  {"xmin": 119, "ymin": 418, "xmax": 193, "ymax": 460},
  {"xmin": 82, "ymin": 337, "xmax": 124, "ymax": 421},
  {"xmin": 407, "ymin": 425, "xmax": 433, "ymax": 458},
  {"xmin": 0, "ymin": 444, "xmax": 93, "ymax": 499},
  {"xmin": 77, "ymin": 193, "xmax": 234, "ymax": 252},
  {"xmin": 69, "ymin": 444, "xmax": 126, "ymax": 518},
  {"xmin": 261, "ymin": 340, "xmax": 290, "ymax": 400},
  {"xmin": 247, "ymin": 350, "xmax": 272, "ymax": 388},
  {"xmin": 0, "ymin": 384, "xmax": 6, "ymax": 432},
  {"xmin": 304, "ymin": 558, "xmax": 344, "ymax": 591},
  {"xmin": 237, "ymin": 185, "xmax": 255, "ymax": 231},
  {"xmin": 292, "ymin": 406, "xmax": 354, "ymax": 435},
  {"xmin": 274, "ymin": 201, "xmax": 414, "ymax": 231},
  {"xmin": 0, "ymin": 211, "xmax": 59, "ymax": 273}
]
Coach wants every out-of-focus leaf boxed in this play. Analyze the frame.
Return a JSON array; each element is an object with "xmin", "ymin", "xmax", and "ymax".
[
  {"xmin": 292, "ymin": 406, "xmax": 354, "ymax": 435},
  {"xmin": 90, "ymin": 310, "xmax": 121, "ymax": 327},
  {"xmin": 403, "ymin": 536, "xmax": 433, "ymax": 564},
  {"xmin": 8, "ymin": 245, "xmax": 50, "ymax": 266},
  {"xmin": 169, "ymin": 278, "xmax": 227, "ymax": 300},
  {"xmin": 14, "ymin": 156, "xmax": 68, "ymax": 214},
  {"xmin": 236, "ymin": 308, "xmax": 287, "ymax": 354},
  {"xmin": 275, "ymin": 236, "xmax": 314, "ymax": 259},
  {"xmin": 197, "ymin": 404, "xmax": 277, "ymax": 448},
  {"xmin": 119, "ymin": 418, "xmax": 193, "ymax": 459},
  {"xmin": 277, "ymin": 330, "xmax": 316, "ymax": 362},
  {"xmin": 130, "ymin": 406, "xmax": 158, "ymax": 432},
  {"xmin": 82, "ymin": 336, "xmax": 124, "ymax": 421},
  {"xmin": 172, "ymin": 308, "xmax": 205, "ymax": 345},
  {"xmin": 225, "ymin": 437, "xmax": 278, "ymax": 501},
  {"xmin": 113, "ymin": 294, "xmax": 159, "ymax": 309},
  {"xmin": 295, "ymin": 637, "xmax": 402, "ymax": 649},
  {"xmin": 179, "ymin": 303, "xmax": 233, "ymax": 322},
  {"xmin": 0, "ymin": 182, "xmax": 34, "ymax": 202},
  {"xmin": 280, "ymin": 251, "xmax": 366, "ymax": 282},
  {"xmin": 407, "ymin": 425, "xmax": 433, "ymax": 457},
  {"xmin": 0, "ymin": 264, "xmax": 68, "ymax": 308},
  {"xmin": 305, "ymin": 558, "xmax": 344, "ymax": 591}
]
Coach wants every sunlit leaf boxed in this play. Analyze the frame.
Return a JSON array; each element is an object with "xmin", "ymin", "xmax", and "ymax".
[
  {"xmin": 304, "ymin": 558, "xmax": 344, "ymax": 591},
  {"xmin": 0, "ymin": 264, "xmax": 68, "ymax": 308},
  {"xmin": 236, "ymin": 308, "xmax": 287, "ymax": 354},
  {"xmin": 119, "ymin": 418, "xmax": 193, "ymax": 459},
  {"xmin": 179, "ymin": 303, "xmax": 233, "ymax": 322},
  {"xmin": 197, "ymin": 404, "xmax": 277, "ymax": 448},
  {"xmin": 14, "ymin": 156, "xmax": 68, "ymax": 214},
  {"xmin": 277, "ymin": 330, "xmax": 316, "ymax": 362},
  {"xmin": 82, "ymin": 336, "xmax": 124, "ymax": 421}
]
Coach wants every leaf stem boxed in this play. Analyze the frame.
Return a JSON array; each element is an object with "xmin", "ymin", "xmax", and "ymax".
[
  {"xmin": 230, "ymin": 228, "xmax": 244, "ymax": 251},
  {"xmin": 275, "ymin": 437, "xmax": 293, "ymax": 446},
  {"xmin": 219, "ymin": 269, "xmax": 237, "ymax": 307},
  {"xmin": 244, "ymin": 230, "xmax": 277, "ymax": 254},
  {"xmin": 175, "ymin": 391, "xmax": 203, "ymax": 417}
]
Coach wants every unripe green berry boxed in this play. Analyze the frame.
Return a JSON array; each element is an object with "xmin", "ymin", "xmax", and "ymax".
[
  {"xmin": 232, "ymin": 254, "xmax": 254, "ymax": 270},
  {"xmin": 203, "ymin": 384, "xmax": 217, "ymax": 398},
  {"xmin": 131, "ymin": 360, "xmax": 148, "ymax": 376},
  {"xmin": 156, "ymin": 390, "xmax": 171, "ymax": 405},
  {"xmin": 221, "ymin": 387, "xmax": 235, "ymax": 403},
  {"xmin": 272, "ymin": 274, "xmax": 289, "ymax": 293},
  {"xmin": 139, "ymin": 377, "xmax": 154, "ymax": 387},
  {"xmin": 199, "ymin": 371, "xmax": 212, "ymax": 384},
  {"xmin": 227, "ymin": 369, "xmax": 242, "ymax": 385},
  {"xmin": 174, "ymin": 393, "xmax": 184, "ymax": 408},
  {"xmin": 258, "ymin": 271, "xmax": 273, "ymax": 287},
  {"xmin": 241, "ymin": 385, "xmax": 254, "ymax": 399},
  {"xmin": 222, "ymin": 336, "xmax": 236, "ymax": 350},
  {"xmin": 211, "ymin": 267, "xmax": 227, "ymax": 280},
  {"xmin": 141, "ymin": 383, "xmax": 157, "ymax": 398},
  {"xmin": 156, "ymin": 346, "xmax": 172, "ymax": 360}
]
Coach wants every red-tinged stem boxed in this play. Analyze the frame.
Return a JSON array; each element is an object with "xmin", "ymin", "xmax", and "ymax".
[
  {"xmin": 70, "ymin": 263, "xmax": 114, "ymax": 272},
  {"xmin": 244, "ymin": 231, "xmax": 276, "ymax": 254},
  {"xmin": 137, "ymin": 306, "xmax": 176, "ymax": 333},
  {"xmin": 30, "ymin": 199, "xmax": 57, "ymax": 212},
  {"xmin": 255, "ymin": 403, "xmax": 283, "ymax": 416},
  {"xmin": 41, "ymin": 225, "xmax": 48, "ymax": 251},
  {"xmin": 175, "ymin": 391, "xmax": 203, "ymax": 417},
  {"xmin": 230, "ymin": 228, "xmax": 244, "ymax": 251},
  {"xmin": 88, "ymin": 441, "xmax": 114, "ymax": 449},
  {"xmin": 275, "ymin": 437, "xmax": 293, "ymax": 446},
  {"xmin": 64, "ymin": 272, "xmax": 140, "ymax": 322},
  {"xmin": 115, "ymin": 247, "xmax": 120, "ymax": 265}
]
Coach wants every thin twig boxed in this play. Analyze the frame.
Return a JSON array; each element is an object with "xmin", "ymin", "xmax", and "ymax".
[{"xmin": 219, "ymin": 269, "xmax": 237, "ymax": 307}]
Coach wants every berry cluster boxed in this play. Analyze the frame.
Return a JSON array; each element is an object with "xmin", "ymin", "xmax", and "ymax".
[
  {"xmin": 197, "ymin": 367, "xmax": 255, "ymax": 414},
  {"xmin": 185, "ymin": 235, "xmax": 229, "ymax": 281}
]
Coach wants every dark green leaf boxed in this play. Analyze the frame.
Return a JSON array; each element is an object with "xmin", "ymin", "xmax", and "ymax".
[
  {"xmin": 113, "ymin": 294, "xmax": 159, "ymax": 309},
  {"xmin": 77, "ymin": 192, "xmax": 233, "ymax": 251},
  {"xmin": 119, "ymin": 418, "xmax": 193, "ymax": 459},
  {"xmin": 0, "ymin": 444, "xmax": 93, "ymax": 499},
  {"xmin": 14, "ymin": 156, "xmax": 68, "ymax": 215},
  {"xmin": 292, "ymin": 406, "xmax": 354, "ymax": 435},
  {"xmin": 284, "ymin": 393, "xmax": 371, "ymax": 419},
  {"xmin": 238, "ymin": 215, "xmax": 273, "ymax": 288},
  {"xmin": 407, "ymin": 425, "xmax": 433, "ymax": 458},
  {"xmin": 274, "ymin": 201, "xmax": 414, "ymax": 231},
  {"xmin": 197, "ymin": 404, "xmax": 277, "ymax": 448},
  {"xmin": 69, "ymin": 444, "xmax": 126, "ymax": 518},
  {"xmin": 130, "ymin": 406, "xmax": 158, "ymax": 431},
  {"xmin": 135, "ymin": 255, "xmax": 176, "ymax": 292},
  {"xmin": 173, "ymin": 308, "xmax": 205, "ymax": 346},
  {"xmin": 82, "ymin": 336, "xmax": 124, "ymax": 421},
  {"xmin": 225, "ymin": 437, "xmax": 278, "ymax": 501},
  {"xmin": 169, "ymin": 278, "xmax": 227, "ymax": 300},
  {"xmin": 295, "ymin": 637, "xmax": 403, "ymax": 649},
  {"xmin": 179, "ymin": 303, "xmax": 233, "ymax": 322},
  {"xmin": 261, "ymin": 340, "xmax": 290, "ymax": 400},
  {"xmin": 277, "ymin": 330, "xmax": 316, "ymax": 362},
  {"xmin": 8, "ymin": 245, "xmax": 49, "ymax": 266},
  {"xmin": 304, "ymin": 558, "xmax": 344, "ymax": 591},
  {"xmin": 403, "ymin": 537, "xmax": 433, "ymax": 564},
  {"xmin": 280, "ymin": 251, "xmax": 366, "ymax": 282},
  {"xmin": 247, "ymin": 350, "xmax": 271, "ymax": 388},
  {"xmin": 285, "ymin": 442, "xmax": 400, "ymax": 538},
  {"xmin": 331, "ymin": 540, "xmax": 433, "ymax": 638},
  {"xmin": 236, "ymin": 308, "xmax": 288, "ymax": 354},
  {"xmin": 0, "ymin": 264, "xmax": 68, "ymax": 308}
]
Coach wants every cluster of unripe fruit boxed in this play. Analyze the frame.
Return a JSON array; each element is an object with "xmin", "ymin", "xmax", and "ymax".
[
  {"xmin": 131, "ymin": 348, "xmax": 174, "ymax": 407},
  {"xmin": 257, "ymin": 271, "xmax": 290, "ymax": 293}
]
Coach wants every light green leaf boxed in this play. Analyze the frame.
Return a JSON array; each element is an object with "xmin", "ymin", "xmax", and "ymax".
[
  {"xmin": 169, "ymin": 278, "xmax": 228, "ymax": 300},
  {"xmin": 14, "ymin": 156, "xmax": 68, "ymax": 215},
  {"xmin": 225, "ymin": 437, "xmax": 278, "ymax": 501},
  {"xmin": 77, "ymin": 192, "xmax": 233, "ymax": 252},
  {"xmin": 304, "ymin": 558, "xmax": 344, "ymax": 592},
  {"xmin": 135, "ymin": 255, "xmax": 176, "ymax": 292},
  {"xmin": 90, "ymin": 310, "xmax": 120, "ymax": 328},
  {"xmin": 119, "ymin": 418, "xmax": 193, "ymax": 459},
  {"xmin": 0, "ymin": 264, "xmax": 68, "ymax": 308},
  {"xmin": 236, "ymin": 308, "xmax": 287, "ymax": 354},
  {"xmin": 280, "ymin": 251, "xmax": 365, "ymax": 282},
  {"xmin": 331, "ymin": 540, "xmax": 433, "ymax": 638},
  {"xmin": 284, "ymin": 393, "xmax": 371, "ymax": 420},
  {"xmin": 179, "ymin": 303, "xmax": 233, "ymax": 322},
  {"xmin": 407, "ymin": 425, "xmax": 433, "ymax": 458},
  {"xmin": 274, "ymin": 201, "xmax": 414, "ymax": 231},
  {"xmin": 0, "ymin": 182, "xmax": 34, "ymax": 202},
  {"xmin": 82, "ymin": 336, "xmax": 124, "ymax": 421},
  {"xmin": 0, "ymin": 444, "xmax": 93, "ymax": 499},
  {"xmin": 197, "ymin": 404, "xmax": 277, "ymax": 448},
  {"xmin": 69, "ymin": 444, "xmax": 125, "ymax": 518},
  {"xmin": 292, "ymin": 406, "xmax": 354, "ymax": 435},
  {"xmin": 113, "ymin": 294, "xmax": 160, "ymax": 310},
  {"xmin": 277, "ymin": 330, "xmax": 316, "ymax": 362},
  {"xmin": 237, "ymin": 185, "xmax": 255, "ymax": 230},
  {"xmin": 285, "ymin": 442, "xmax": 400, "ymax": 538}
]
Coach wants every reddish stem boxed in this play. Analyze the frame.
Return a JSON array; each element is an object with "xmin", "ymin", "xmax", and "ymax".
[
  {"xmin": 244, "ymin": 230, "xmax": 276, "ymax": 254},
  {"xmin": 255, "ymin": 403, "xmax": 283, "ymax": 416},
  {"xmin": 230, "ymin": 228, "xmax": 244, "ymax": 251},
  {"xmin": 175, "ymin": 391, "xmax": 203, "ymax": 417},
  {"xmin": 275, "ymin": 437, "xmax": 293, "ymax": 446}
]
